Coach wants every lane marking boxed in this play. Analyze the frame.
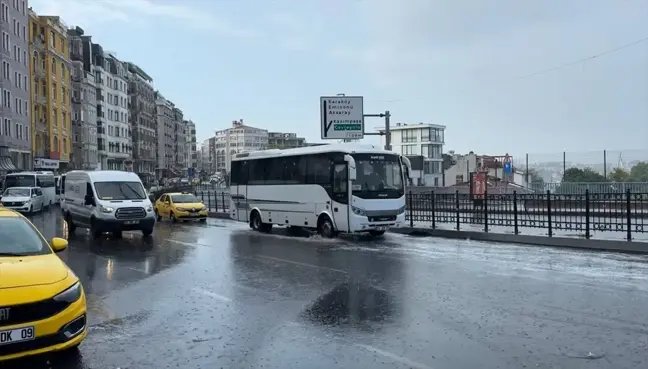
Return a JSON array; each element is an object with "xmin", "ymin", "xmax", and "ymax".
[
  {"xmin": 355, "ymin": 344, "xmax": 435, "ymax": 369},
  {"xmin": 190, "ymin": 287, "xmax": 232, "ymax": 302},
  {"xmin": 255, "ymin": 255, "xmax": 346, "ymax": 274}
]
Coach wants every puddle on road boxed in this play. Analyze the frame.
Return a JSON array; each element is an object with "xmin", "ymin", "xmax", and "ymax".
[{"xmin": 302, "ymin": 281, "xmax": 393, "ymax": 328}]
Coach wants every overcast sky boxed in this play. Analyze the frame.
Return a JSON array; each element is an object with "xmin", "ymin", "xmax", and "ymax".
[{"xmin": 32, "ymin": 0, "xmax": 648, "ymax": 161}]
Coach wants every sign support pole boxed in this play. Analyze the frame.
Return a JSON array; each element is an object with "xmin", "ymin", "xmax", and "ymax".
[{"xmin": 363, "ymin": 110, "xmax": 391, "ymax": 151}]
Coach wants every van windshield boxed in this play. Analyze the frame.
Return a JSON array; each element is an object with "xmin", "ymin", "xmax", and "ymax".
[{"xmin": 94, "ymin": 181, "xmax": 147, "ymax": 200}]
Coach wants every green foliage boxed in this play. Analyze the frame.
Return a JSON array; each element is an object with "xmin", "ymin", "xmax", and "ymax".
[
  {"xmin": 608, "ymin": 167, "xmax": 630, "ymax": 182},
  {"xmin": 629, "ymin": 161, "xmax": 648, "ymax": 182},
  {"xmin": 603, "ymin": 161, "xmax": 648, "ymax": 182},
  {"xmin": 525, "ymin": 168, "xmax": 544, "ymax": 185},
  {"xmin": 561, "ymin": 167, "xmax": 607, "ymax": 183}
]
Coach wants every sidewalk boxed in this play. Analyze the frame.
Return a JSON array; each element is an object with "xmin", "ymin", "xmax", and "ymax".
[{"xmin": 411, "ymin": 221, "xmax": 648, "ymax": 242}]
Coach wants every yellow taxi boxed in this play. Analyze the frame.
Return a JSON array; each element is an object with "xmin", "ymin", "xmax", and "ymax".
[
  {"xmin": 154, "ymin": 192, "xmax": 208, "ymax": 222},
  {"xmin": 0, "ymin": 208, "xmax": 87, "ymax": 362}
]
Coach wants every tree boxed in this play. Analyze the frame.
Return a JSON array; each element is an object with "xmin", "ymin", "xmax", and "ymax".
[
  {"xmin": 525, "ymin": 168, "xmax": 544, "ymax": 185},
  {"xmin": 609, "ymin": 167, "xmax": 630, "ymax": 182},
  {"xmin": 562, "ymin": 167, "xmax": 607, "ymax": 183},
  {"xmin": 629, "ymin": 161, "xmax": 648, "ymax": 182}
]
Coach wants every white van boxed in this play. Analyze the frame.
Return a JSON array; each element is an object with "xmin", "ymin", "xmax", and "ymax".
[{"xmin": 61, "ymin": 170, "xmax": 156, "ymax": 238}]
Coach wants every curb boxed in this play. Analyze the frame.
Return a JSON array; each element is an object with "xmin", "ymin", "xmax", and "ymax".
[
  {"xmin": 208, "ymin": 212, "xmax": 231, "ymax": 219},
  {"xmin": 206, "ymin": 212, "xmax": 647, "ymax": 254},
  {"xmin": 389, "ymin": 227, "xmax": 648, "ymax": 254}
]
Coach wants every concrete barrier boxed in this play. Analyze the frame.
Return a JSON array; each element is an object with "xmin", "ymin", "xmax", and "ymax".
[{"xmin": 389, "ymin": 227, "xmax": 648, "ymax": 254}]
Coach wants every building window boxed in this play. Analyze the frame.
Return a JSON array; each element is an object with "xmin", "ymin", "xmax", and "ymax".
[
  {"xmin": 1, "ymin": 3, "xmax": 7, "ymax": 22},
  {"xmin": 401, "ymin": 145, "xmax": 416, "ymax": 156},
  {"xmin": 401, "ymin": 129, "xmax": 417, "ymax": 143},
  {"xmin": 2, "ymin": 32, "xmax": 9, "ymax": 52},
  {"xmin": 50, "ymin": 31, "xmax": 55, "ymax": 47}
]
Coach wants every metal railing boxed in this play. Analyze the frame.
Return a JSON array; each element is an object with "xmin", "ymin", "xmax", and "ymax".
[
  {"xmin": 151, "ymin": 184, "xmax": 647, "ymax": 241},
  {"xmin": 407, "ymin": 190, "xmax": 647, "ymax": 241}
]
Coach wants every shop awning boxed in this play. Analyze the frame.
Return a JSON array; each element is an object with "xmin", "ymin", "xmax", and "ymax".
[{"xmin": 0, "ymin": 157, "xmax": 17, "ymax": 171}]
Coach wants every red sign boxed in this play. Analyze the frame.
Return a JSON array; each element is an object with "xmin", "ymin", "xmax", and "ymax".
[{"xmin": 472, "ymin": 172, "xmax": 486, "ymax": 198}]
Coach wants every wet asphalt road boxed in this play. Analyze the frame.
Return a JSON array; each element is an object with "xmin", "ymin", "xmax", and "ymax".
[{"xmin": 5, "ymin": 207, "xmax": 648, "ymax": 369}]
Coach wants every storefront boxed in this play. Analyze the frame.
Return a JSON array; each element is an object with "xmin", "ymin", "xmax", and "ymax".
[{"xmin": 34, "ymin": 158, "xmax": 60, "ymax": 172}]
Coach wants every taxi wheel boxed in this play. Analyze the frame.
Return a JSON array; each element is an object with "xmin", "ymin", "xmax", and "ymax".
[
  {"xmin": 155, "ymin": 209, "xmax": 162, "ymax": 221},
  {"xmin": 199, "ymin": 218, "xmax": 207, "ymax": 223},
  {"xmin": 170, "ymin": 211, "xmax": 178, "ymax": 223}
]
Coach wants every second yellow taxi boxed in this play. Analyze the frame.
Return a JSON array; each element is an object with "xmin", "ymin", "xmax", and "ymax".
[
  {"xmin": 0, "ymin": 208, "xmax": 87, "ymax": 362},
  {"xmin": 154, "ymin": 192, "xmax": 208, "ymax": 222}
]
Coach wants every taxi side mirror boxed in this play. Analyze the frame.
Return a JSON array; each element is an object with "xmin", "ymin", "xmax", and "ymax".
[{"xmin": 51, "ymin": 237, "xmax": 68, "ymax": 252}]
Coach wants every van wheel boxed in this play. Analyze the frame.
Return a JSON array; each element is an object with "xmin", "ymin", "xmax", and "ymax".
[
  {"xmin": 317, "ymin": 215, "xmax": 336, "ymax": 238},
  {"xmin": 66, "ymin": 213, "xmax": 76, "ymax": 233},
  {"xmin": 142, "ymin": 228, "xmax": 153, "ymax": 237},
  {"xmin": 112, "ymin": 231, "xmax": 122, "ymax": 238},
  {"xmin": 90, "ymin": 220, "xmax": 101, "ymax": 239}
]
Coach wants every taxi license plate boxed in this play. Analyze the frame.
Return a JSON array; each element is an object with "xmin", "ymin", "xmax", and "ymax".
[
  {"xmin": 0, "ymin": 326, "xmax": 35, "ymax": 346},
  {"xmin": 124, "ymin": 220, "xmax": 139, "ymax": 225}
]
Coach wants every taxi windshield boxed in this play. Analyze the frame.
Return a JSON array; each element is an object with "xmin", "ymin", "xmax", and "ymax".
[
  {"xmin": 171, "ymin": 194, "xmax": 199, "ymax": 203},
  {"xmin": 3, "ymin": 188, "xmax": 31, "ymax": 197},
  {"xmin": 0, "ymin": 217, "xmax": 50, "ymax": 256}
]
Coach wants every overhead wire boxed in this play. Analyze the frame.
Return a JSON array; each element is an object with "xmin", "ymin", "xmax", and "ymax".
[{"xmin": 378, "ymin": 36, "xmax": 648, "ymax": 103}]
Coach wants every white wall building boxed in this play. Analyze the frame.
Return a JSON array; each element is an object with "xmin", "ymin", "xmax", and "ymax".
[
  {"xmin": 214, "ymin": 119, "xmax": 268, "ymax": 173},
  {"xmin": 94, "ymin": 48, "xmax": 131, "ymax": 170},
  {"xmin": 154, "ymin": 91, "xmax": 174, "ymax": 178},
  {"xmin": 379, "ymin": 123, "xmax": 445, "ymax": 186},
  {"xmin": 184, "ymin": 119, "xmax": 196, "ymax": 175}
]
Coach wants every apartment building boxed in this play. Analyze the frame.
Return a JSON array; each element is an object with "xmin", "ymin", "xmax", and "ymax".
[
  {"xmin": 126, "ymin": 62, "xmax": 155, "ymax": 177},
  {"xmin": 154, "ymin": 91, "xmax": 175, "ymax": 178},
  {"xmin": 214, "ymin": 119, "xmax": 268, "ymax": 173},
  {"xmin": 28, "ymin": 13, "xmax": 72, "ymax": 171},
  {"xmin": 1, "ymin": 1, "xmax": 30, "ymax": 171},
  {"xmin": 379, "ymin": 122, "xmax": 445, "ymax": 186},
  {"xmin": 93, "ymin": 46, "xmax": 130, "ymax": 170},
  {"xmin": 201, "ymin": 137, "xmax": 215, "ymax": 173},
  {"xmin": 184, "ymin": 119, "xmax": 196, "ymax": 176},
  {"xmin": 267, "ymin": 131, "xmax": 305, "ymax": 149},
  {"xmin": 172, "ymin": 107, "xmax": 185, "ymax": 172},
  {"xmin": 67, "ymin": 26, "xmax": 97, "ymax": 170}
]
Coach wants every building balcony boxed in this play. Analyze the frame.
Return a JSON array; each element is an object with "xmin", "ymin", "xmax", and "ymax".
[
  {"xmin": 34, "ymin": 66, "xmax": 46, "ymax": 78},
  {"xmin": 35, "ymin": 94, "xmax": 47, "ymax": 106},
  {"xmin": 32, "ymin": 35, "xmax": 45, "ymax": 50},
  {"xmin": 70, "ymin": 48, "xmax": 83, "ymax": 61},
  {"xmin": 36, "ymin": 119, "xmax": 47, "ymax": 132}
]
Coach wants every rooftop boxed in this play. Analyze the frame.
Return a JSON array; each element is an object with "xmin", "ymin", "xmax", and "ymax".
[{"xmin": 376, "ymin": 122, "xmax": 446, "ymax": 132}]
